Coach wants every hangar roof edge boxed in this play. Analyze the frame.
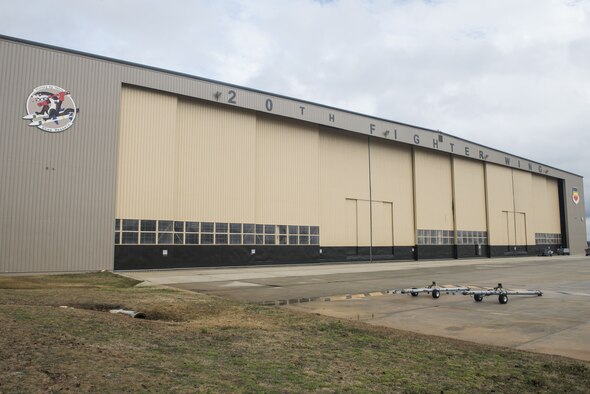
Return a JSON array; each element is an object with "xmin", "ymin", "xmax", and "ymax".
[{"xmin": 0, "ymin": 34, "xmax": 582, "ymax": 179}]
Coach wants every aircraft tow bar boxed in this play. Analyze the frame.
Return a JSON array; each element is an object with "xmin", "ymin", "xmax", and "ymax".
[
  {"xmin": 462, "ymin": 283, "xmax": 543, "ymax": 304},
  {"xmin": 396, "ymin": 282, "xmax": 543, "ymax": 304},
  {"xmin": 399, "ymin": 281, "xmax": 470, "ymax": 299}
]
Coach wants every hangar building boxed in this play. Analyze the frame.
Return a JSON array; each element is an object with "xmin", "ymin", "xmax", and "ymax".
[{"xmin": 0, "ymin": 35, "xmax": 586, "ymax": 273}]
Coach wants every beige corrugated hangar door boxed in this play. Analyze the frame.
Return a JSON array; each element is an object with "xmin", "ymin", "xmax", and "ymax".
[
  {"xmin": 356, "ymin": 200, "xmax": 372, "ymax": 247},
  {"xmin": 370, "ymin": 139, "xmax": 414, "ymax": 249},
  {"xmin": 413, "ymin": 148, "xmax": 454, "ymax": 258},
  {"xmin": 344, "ymin": 199, "xmax": 394, "ymax": 249},
  {"xmin": 414, "ymin": 148, "xmax": 453, "ymax": 230},
  {"xmin": 413, "ymin": 148, "xmax": 453, "ymax": 230},
  {"xmin": 485, "ymin": 164, "xmax": 534, "ymax": 252},
  {"xmin": 320, "ymin": 129, "xmax": 370, "ymax": 247},
  {"xmin": 175, "ymin": 97, "xmax": 257, "ymax": 223},
  {"xmin": 255, "ymin": 115, "xmax": 319, "ymax": 226},
  {"xmin": 116, "ymin": 86, "xmax": 258, "ymax": 223},
  {"xmin": 116, "ymin": 86, "xmax": 178, "ymax": 219},
  {"xmin": 373, "ymin": 201, "xmax": 394, "ymax": 247},
  {"xmin": 486, "ymin": 164, "xmax": 512, "ymax": 247},
  {"xmin": 320, "ymin": 130, "xmax": 412, "ymax": 257},
  {"xmin": 532, "ymin": 175, "xmax": 563, "ymax": 248},
  {"xmin": 345, "ymin": 198, "xmax": 359, "ymax": 247},
  {"xmin": 512, "ymin": 169, "xmax": 534, "ymax": 245},
  {"xmin": 452, "ymin": 157, "xmax": 488, "ymax": 256},
  {"xmin": 452, "ymin": 157, "xmax": 486, "ymax": 231},
  {"xmin": 532, "ymin": 175, "xmax": 561, "ymax": 232}
]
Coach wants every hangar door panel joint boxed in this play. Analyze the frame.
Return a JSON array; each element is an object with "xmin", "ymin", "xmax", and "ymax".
[{"xmin": 345, "ymin": 198, "xmax": 394, "ymax": 258}]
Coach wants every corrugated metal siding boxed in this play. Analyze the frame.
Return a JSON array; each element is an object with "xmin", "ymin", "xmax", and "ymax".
[
  {"xmin": 116, "ymin": 86, "xmax": 178, "ymax": 220},
  {"xmin": 255, "ymin": 115, "xmax": 319, "ymax": 226},
  {"xmin": 175, "ymin": 98, "xmax": 256, "ymax": 222},
  {"xmin": 368, "ymin": 201, "xmax": 394, "ymax": 247},
  {"xmin": 531, "ymin": 176, "xmax": 561, "ymax": 234},
  {"xmin": 512, "ymin": 170, "xmax": 534, "ymax": 245},
  {"xmin": 565, "ymin": 177, "xmax": 586, "ymax": 254},
  {"xmin": 116, "ymin": 87, "xmax": 258, "ymax": 223},
  {"xmin": 413, "ymin": 148, "xmax": 453, "ymax": 230},
  {"xmin": 356, "ymin": 200, "xmax": 372, "ymax": 247},
  {"xmin": 536, "ymin": 177, "xmax": 555, "ymax": 233},
  {"xmin": 453, "ymin": 157, "xmax": 486, "ymax": 231},
  {"xmin": 485, "ymin": 164, "xmax": 514, "ymax": 246},
  {"xmin": 369, "ymin": 139, "xmax": 414, "ymax": 246},
  {"xmin": 319, "ymin": 129, "xmax": 370, "ymax": 246},
  {"xmin": 485, "ymin": 164, "xmax": 535, "ymax": 246},
  {"xmin": 0, "ymin": 40, "xmax": 120, "ymax": 272}
]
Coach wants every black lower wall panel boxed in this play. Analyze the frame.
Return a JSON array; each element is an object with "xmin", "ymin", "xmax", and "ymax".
[
  {"xmin": 115, "ymin": 245, "xmax": 420, "ymax": 269},
  {"xmin": 489, "ymin": 245, "xmax": 532, "ymax": 257},
  {"xmin": 456, "ymin": 245, "xmax": 489, "ymax": 259},
  {"xmin": 415, "ymin": 245, "xmax": 454, "ymax": 260},
  {"xmin": 253, "ymin": 245, "xmax": 320, "ymax": 264},
  {"xmin": 115, "ymin": 245, "xmax": 320, "ymax": 270},
  {"xmin": 115, "ymin": 243, "xmax": 548, "ymax": 270},
  {"xmin": 319, "ymin": 246, "xmax": 415, "ymax": 262}
]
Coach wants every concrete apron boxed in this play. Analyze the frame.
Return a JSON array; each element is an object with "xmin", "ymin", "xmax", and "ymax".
[{"xmin": 121, "ymin": 256, "xmax": 590, "ymax": 361}]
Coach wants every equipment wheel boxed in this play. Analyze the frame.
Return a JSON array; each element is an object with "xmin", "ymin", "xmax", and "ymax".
[
  {"xmin": 474, "ymin": 294, "xmax": 484, "ymax": 302},
  {"xmin": 498, "ymin": 294, "xmax": 508, "ymax": 304},
  {"xmin": 410, "ymin": 289, "xmax": 419, "ymax": 297},
  {"xmin": 431, "ymin": 289, "xmax": 440, "ymax": 299}
]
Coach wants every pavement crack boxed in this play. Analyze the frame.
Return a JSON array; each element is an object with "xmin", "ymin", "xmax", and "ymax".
[{"xmin": 514, "ymin": 321, "xmax": 590, "ymax": 348}]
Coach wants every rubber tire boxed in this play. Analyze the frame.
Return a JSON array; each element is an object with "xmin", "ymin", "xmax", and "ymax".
[
  {"xmin": 499, "ymin": 294, "xmax": 508, "ymax": 304},
  {"xmin": 474, "ymin": 294, "xmax": 484, "ymax": 302},
  {"xmin": 410, "ymin": 289, "xmax": 419, "ymax": 297},
  {"xmin": 432, "ymin": 289, "xmax": 441, "ymax": 299}
]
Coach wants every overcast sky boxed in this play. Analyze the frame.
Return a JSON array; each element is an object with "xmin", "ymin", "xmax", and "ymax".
[{"xmin": 2, "ymin": 0, "xmax": 589, "ymax": 240}]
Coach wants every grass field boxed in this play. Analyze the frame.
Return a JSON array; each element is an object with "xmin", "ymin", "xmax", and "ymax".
[{"xmin": 0, "ymin": 272, "xmax": 588, "ymax": 393}]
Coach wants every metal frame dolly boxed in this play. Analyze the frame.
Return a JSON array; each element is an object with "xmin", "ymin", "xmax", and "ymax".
[
  {"xmin": 462, "ymin": 283, "xmax": 543, "ymax": 304},
  {"xmin": 399, "ymin": 281, "xmax": 470, "ymax": 299}
]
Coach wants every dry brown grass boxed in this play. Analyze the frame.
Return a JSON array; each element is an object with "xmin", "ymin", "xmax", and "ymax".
[{"xmin": 1, "ymin": 272, "xmax": 588, "ymax": 393}]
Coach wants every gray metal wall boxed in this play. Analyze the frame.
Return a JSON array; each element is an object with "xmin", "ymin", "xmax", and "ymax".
[
  {"xmin": 0, "ymin": 38, "xmax": 121, "ymax": 272},
  {"xmin": 0, "ymin": 35, "xmax": 586, "ymax": 273},
  {"xmin": 563, "ymin": 176, "xmax": 586, "ymax": 253}
]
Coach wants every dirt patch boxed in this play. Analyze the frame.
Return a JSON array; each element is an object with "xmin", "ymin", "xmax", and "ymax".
[{"xmin": 64, "ymin": 303, "xmax": 122, "ymax": 312}]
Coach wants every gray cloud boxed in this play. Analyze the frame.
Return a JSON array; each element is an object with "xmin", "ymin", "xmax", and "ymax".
[{"xmin": 2, "ymin": 0, "xmax": 589, "ymax": 239}]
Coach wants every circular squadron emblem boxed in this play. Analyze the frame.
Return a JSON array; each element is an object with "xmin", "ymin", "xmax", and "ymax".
[{"xmin": 23, "ymin": 85, "xmax": 79, "ymax": 133}]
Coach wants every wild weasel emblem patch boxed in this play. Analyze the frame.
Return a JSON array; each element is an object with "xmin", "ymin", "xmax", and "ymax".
[
  {"xmin": 572, "ymin": 188, "xmax": 580, "ymax": 205},
  {"xmin": 23, "ymin": 85, "xmax": 79, "ymax": 133}
]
